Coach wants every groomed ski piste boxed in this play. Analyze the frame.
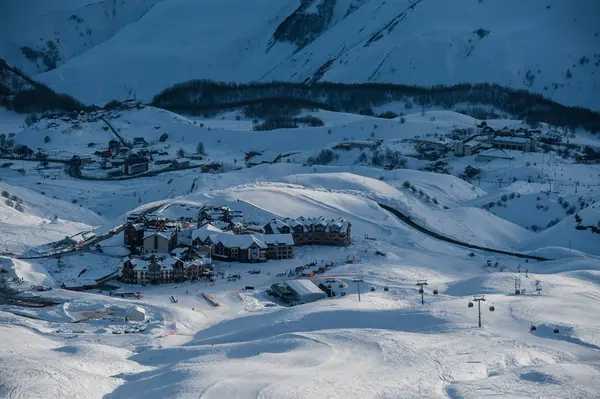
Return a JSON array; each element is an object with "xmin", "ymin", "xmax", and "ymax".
[{"xmin": 1, "ymin": 107, "xmax": 600, "ymax": 398}]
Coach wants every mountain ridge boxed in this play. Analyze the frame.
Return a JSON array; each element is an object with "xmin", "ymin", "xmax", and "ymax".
[{"xmin": 1, "ymin": 0, "xmax": 598, "ymax": 109}]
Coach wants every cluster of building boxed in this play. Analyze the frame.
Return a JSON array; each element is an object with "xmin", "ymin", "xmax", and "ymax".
[
  {"xmin": 415, "ymin": 123, "xmax": 547, "ymax": 162},
  {"xmin": 119, "ymin": 205, "xmax": 351, "ymax": 285},
  {"xmin": 92, "ymin": 139, "xmax": 152, "ymax": 175},
  {"xmin": 119, "ymin": 247, "xmax": 213, "ymax": 285},
  {"xmin": 453, "ymin": 123, "xmax": 538, "ymax": 158}
]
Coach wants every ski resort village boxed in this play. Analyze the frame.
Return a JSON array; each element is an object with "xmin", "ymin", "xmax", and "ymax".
[{"xmin": 1, "ymin": 1, "xmax": 600, "ymax": 398}]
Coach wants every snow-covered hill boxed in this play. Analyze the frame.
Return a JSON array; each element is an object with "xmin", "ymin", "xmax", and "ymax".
[
  {"xmin": 1, "ymin": 106, "xmax": 600, "ymax": 397},
  {"xmin": 1, "ymin": 0, "xmax": 598, "ymax": 109}
]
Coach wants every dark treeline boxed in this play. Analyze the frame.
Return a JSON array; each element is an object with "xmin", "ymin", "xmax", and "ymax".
[
  {"xmin": 0, "ymin": 58, "xmax": 84, "ymax": 114},
  {"xmin": 151, "ymin": 79, "xmax": 600, "ymax": 133}
]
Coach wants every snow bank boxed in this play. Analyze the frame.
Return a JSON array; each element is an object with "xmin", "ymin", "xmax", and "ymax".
[{"xmin": 0, "ymin": 256, "xmax": 54, "ymax": 286}]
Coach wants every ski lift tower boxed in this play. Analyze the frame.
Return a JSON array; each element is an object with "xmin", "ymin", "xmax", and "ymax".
[
  {"xmin": 471, "ymin": 295, "xmax": 486, "ymax": 328},
  {"xmin": 416, "ymin": 280, "xmax": 428, "ymax": 305},
  {"xmin": 535, "ymin": 280, "xmax": 542, "ymax": 295},
  {"xmin": 515, "ymin": 275, "xmax": 522, "ymax": 295},
  {"xmin": 353, "ymin": 277, "xmax": 364, "ymax": 302}
]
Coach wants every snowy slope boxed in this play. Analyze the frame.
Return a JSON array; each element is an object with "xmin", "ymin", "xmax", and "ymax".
[
  {"xmin": 521, "ymin": 202, "xmax": 600, "ymax": 257},
  {"xmin": 0, "ymin": 0, "xmax": 159, "ymax": 75},
  {"xmin": 0, "ymin": 181, "xmax": 103, "ymax": 253},
  {"xmin": 0, "ymin": 0, "xmax": 595, "ymax": 108}
]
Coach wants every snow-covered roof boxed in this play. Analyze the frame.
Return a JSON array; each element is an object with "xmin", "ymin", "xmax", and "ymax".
[
  {"xmin": 282, "ymin": 217, "xmax": 350, "ymax": 232},
  {"xmin": 170, "ymin": 247, "xmax": 189, "ymax": 257},
  {"xmin": 192, "ymin": 223, "xmax": 224, "ymax": 241},
  {"xmin": 255, "ymin": 233, "xmax": 295, "ymax": 246},
  {"xmin": 245, "ymin": 224, "xmax": 264, "ymax": 232},
  {"xmin": 477, "ymin": 149, "xmax": 517, "ymax": 159},
  {"xmin": 494, "ymin": 136, "xmax": 531, "ymax": 144},
  {"xmin": 248, "ymin": 150, "xmax": 281, "ymax": 165},
  {"xmin": 231, "ymin": 216, "xmax": 244, "ymax": 224},
  {"xmin": 161, "ymin": 257, "xmax": 181, "ymax": 269},
  {"xmin": 285, "ymin": 279, "xmax": 326, "ymax": 300},
  {"xmin": 173, "ymin": 158, "xmax": 190, "ymax": 163},
  {"xmin": 62, "ymin": 279, "xmax": 98, "ymax": 288},
  {"xmin": 143, "ymin": 231, "xmax": 173, "ymax": 241},
  {"xmin": 211, "ymin": 220, "xmax": 230, "ymax": 230},
  {"xmin": 212, "ymin": 232, "xmax": 267, "ymax": 249},
  {"xmin": 129, "ymin": 258, "xmax": 151, "ymax": 269},
  {"xmin": 266, "ymin": 219, "xmax": 291, "ymax": 232}
]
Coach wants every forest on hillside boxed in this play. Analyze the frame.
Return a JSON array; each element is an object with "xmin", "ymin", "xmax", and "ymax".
[{"xmin": 151, "ymin": 80, "xmax": 600, "ymax": 133}]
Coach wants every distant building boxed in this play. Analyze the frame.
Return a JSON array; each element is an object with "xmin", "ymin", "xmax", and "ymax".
[
  {"xmin": 284, "ymin": 279, "xmax": 327, "ymax": 304},
  {"xmin": 264, "ymin": 217, "xmax": 351, "ymax": 246},
  {"xmin": 123, "ymin": 155, "xmax": 149, "ymax": 175},
  {"xmin": 464, "ymin": 165, "xmax": 481, "ymax": 179},
  {"xmin": 124, "ymin": 222, "xmax": 144, "ymax": 247},
  {"xmin": 255, "ymin": 233, "xmax": 294, "ymax": 260},
  {"xmin": 270, "ymin": 283, "xmax": 294, "ymax": 303},
  {"xmin": 143, "ymin": 230, "xmax": 177, "ymax": 254},
  {"xmin": 171, "ymin": 158, "xmax": 190, "ymax": 168},
  {"xmin": 492, "ymin": 136, "xmax": 537, "ymax": 152},
  {"xmin": 119, "ymin": 255, "xmax": 210, "ymax": 285},
  {"xmin": 197, "ymin": 205, "xmax": 243, "ymax": 226},
  {"xmin": 246, "ymin": 150, "xmax": 282, "ymax": 167},
  {"xmin": 200, "ymin": 163, "xmax": 222, "ymax": 173},
  {"xmin": 212, "ymin": 234, "xmax": 267, "ymax": 263}
]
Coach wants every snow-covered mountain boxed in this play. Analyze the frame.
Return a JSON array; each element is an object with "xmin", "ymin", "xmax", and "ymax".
[{"xmin": 1, "ymin": 0, "xmax": 599, "ymax": 109}]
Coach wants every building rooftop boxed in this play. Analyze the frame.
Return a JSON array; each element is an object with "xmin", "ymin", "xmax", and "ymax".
[
  {"xmin": 255, "ymin": 233, "xmax": 295, "ymax": 246},
  {"xmin": 248, "ymin": 150, "xmax": 281, "ymax": 165},
  {"xmin": 477, "ymin": 149, "xmax": 517, "ymax": 159},
  {"xmin": 285, "ymin": 279, "xmax": 326, "ymax": 299},
  {"xmin": 213, "ymin": 232, "xmax": 267, "ymax": 249},
  {"xmin": 494, "ymin": 136, "xmax": 532, "ymax": 144}
]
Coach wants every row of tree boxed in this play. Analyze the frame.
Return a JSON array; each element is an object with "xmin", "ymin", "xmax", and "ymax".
[
  {"xmin": 0, "ymin": 58, "xmax": 84, "ymax": 113},
  {"xmin": 151, "ymin": 80, "xmax": 600, "ymax": 133}
]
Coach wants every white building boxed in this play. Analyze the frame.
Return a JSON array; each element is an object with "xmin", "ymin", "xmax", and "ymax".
[{"xmin": 285, "ymin": 279, "xmax": 327, "ymax": 304}]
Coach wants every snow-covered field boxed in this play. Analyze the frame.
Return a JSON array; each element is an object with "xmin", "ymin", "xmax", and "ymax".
[{"xmin": 1, "ymin": 107, "xmax": 600, "ymax": 398}]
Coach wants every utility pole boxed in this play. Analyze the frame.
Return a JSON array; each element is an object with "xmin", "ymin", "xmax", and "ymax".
[
  {"xmin": 353, "ymin": 278, "xmax": 364, "ymax": 302},
  {"xmin": 471, "ymin": 295, "xmax": 486, "ymax": 327},
  {"xmin": 575, "ymin": 181, "xmax": 580, "ymax": 194},
  {"xmin": 535, "ymin": 280, "xmax": 542, "ymax": 295},
  {"xmin": 416, "ymin": 280, "xmax": 428, "ymax": 305}
]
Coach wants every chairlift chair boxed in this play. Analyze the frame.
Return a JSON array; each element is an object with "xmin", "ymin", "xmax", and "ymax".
[
  {"xmin": 553, "ymin": 328, "xmax": 560, "ymax": 334},
  {"xmin": 468, "ymin": 301, "xmax": 474, "ymax": 308},
  {"xmin": 370, "ymin": 287, "xmax": 375, "ymax": 292},
  {"xmin": 433, "ymin": 288, "xmax": 439, "ymax": 295},
  {"xmin": 489, "ymin": 304, "xmax": 495, "ymax": 312},
  {"xmin": 384, "ymin": 286, "xmax": 389, "ymax": 292},
  {"xmin": 530, "ymin": 324, "xmax": 537, "ymax": 332},
  {"xmin": 418, "ymin": 288, "xmax": 424, "ymax": 294}
]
